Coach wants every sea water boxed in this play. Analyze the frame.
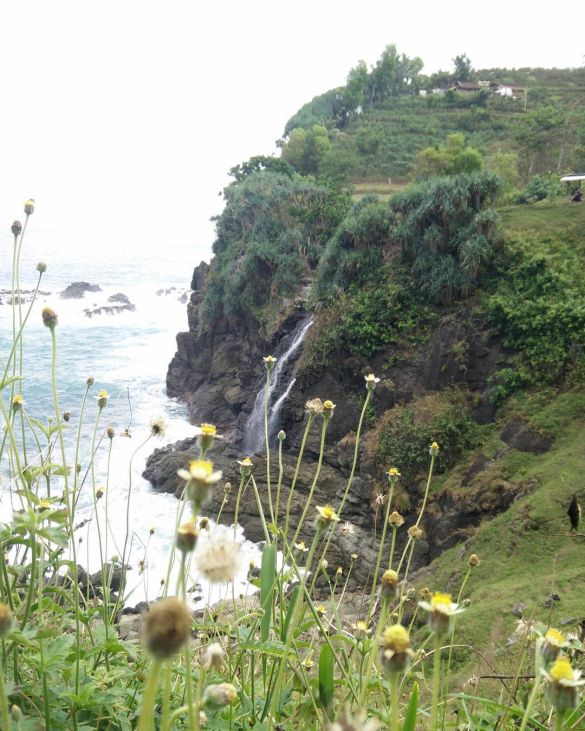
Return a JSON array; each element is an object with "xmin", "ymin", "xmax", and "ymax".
[{"xmin": 0, "ymin": 224, "xmax": 259, "ymax": 605}]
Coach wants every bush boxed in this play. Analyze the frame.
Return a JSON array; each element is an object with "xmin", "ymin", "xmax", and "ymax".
[{"xmin": 373, "ymin": 391, "xmax": 478, "ymax": 481}]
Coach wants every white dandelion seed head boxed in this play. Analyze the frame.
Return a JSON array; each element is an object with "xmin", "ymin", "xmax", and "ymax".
[{"xmin": 193, "ymin": 524, "xmax": 244, "ymax": 583}]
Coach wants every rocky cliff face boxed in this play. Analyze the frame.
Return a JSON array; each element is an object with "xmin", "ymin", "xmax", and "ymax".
[{"xmin": 144, "ymin": 261, "xmax": 535, "ymax": 585}]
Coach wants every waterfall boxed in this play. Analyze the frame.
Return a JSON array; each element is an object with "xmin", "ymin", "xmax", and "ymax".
[{"xmin": 243, "ymin": 317, "xmax": 314, "ymax": 454}]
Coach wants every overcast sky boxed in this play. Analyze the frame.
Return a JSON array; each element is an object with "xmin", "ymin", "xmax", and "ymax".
[{"xmin": 0, "ymin": 1, "xmax": 583, "ymax": 258}]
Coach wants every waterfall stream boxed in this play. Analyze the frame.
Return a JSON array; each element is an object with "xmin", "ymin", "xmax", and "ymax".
[{"xmin": 243, "ymin": 316, "xmax": 314, "ymax": 453}]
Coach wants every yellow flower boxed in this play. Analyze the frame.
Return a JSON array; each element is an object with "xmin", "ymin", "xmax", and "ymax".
[
  {"xmin": 429, "ymin": 441, "xmax": 439, "ymax": 456},
  {"xmin": 352, "ymin": 619, "xmax": 372, "ymax": 635},
  {"xmin": 336, "ymin": 566, "xmax": 343, "ymax": 576},
  {"xmin": 419, "ymin": 591, "xmax": 465, "ymax": 636},
  {"xmin": 386, "ymin": 467, "xmax": 401, "ymax": 478},
  {"xmin": 11, "ymin": 395, "xmax": 24, "ymax": 411},
  {"xmin": 468, "ymin": 553, "xmax": 480, "ymax": 567},
  {"xmin": 316, "ymin": 504, "xmax": 340, "ymax": 526},
  {"xmin": 263, "ymin": 355, "xmax": 277, "ymax": 368},
  {"xmin": 316, "ymin": 604, "xmax": 327, "ymax": 616},
  {"xmin": 97, "ymin": 390, "xmax": 109, "ymax": 408},
  {"xmin": 177, "ymin": 459, "xmax": 222, "ymax": 507},
  {"xmin": 380, "ymin": 624, "xmax": 413, "ymax": 674},
  {"xmin": 550, "ymin": 658, "xmax": 574, "ymax": 682},
  {"xmin": 545, "ymin": 629, "xmax": 565, "ymax": 647},
  {"xmin": 195, "ymin": 422, "xmax": 222, "ymax": 453},
  {"xmin": 544, "ymin": 657, "xmax": 585, "ymax": 712},
  {"xmin": 323, "ymin": 400, "xmax": 336, "ymax": 411},
  {"xmin": 295, "ymin": 541, "xmax": 308, "ymax": 553}
]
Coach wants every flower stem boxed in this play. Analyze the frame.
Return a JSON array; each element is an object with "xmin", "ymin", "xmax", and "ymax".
[
  {"xmin": 390, "ymin": 672, "xmax": 400, "ymax": 731},
  {"xmin": 430, "ymin": 637, "xmax": 442, "ymax": 730},
  {"xmin": 138, "ymin": 658, "xmax": 162, "ymax": 731}
]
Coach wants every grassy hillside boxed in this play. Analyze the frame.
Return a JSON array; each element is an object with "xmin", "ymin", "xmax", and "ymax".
[{"xmin": 281, "ymin": 59, "xmax": 585, "ymax": 184}]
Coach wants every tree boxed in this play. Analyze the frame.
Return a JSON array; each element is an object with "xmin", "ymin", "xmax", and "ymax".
[
  {"xmin": 228, "ymin": 156, "xmax": 294, "ymax": 183},
  {"xmin": 280, "ymin": 125, "xmax": 331, "ymax": 176},
  {"xmin": 453, "ymin": 53, "xmax": 473, "ymax": 81},
  {"xmin": 389, "ymin": 173, "xmax": 501, "ymax": 303},
  {"xmin": 413, "ymin": 133, "xmax": 483, "ymax": 179}
]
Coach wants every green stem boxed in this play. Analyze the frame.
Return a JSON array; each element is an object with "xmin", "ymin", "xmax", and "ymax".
[
  {"xmin": 390, "ymin": 671, "xmax": 400, "ymax": 731},
  {"xmin": 0, "ymin": 660, "xmax": 11, "ymax": 731},
  {"xmin": 290, "ymin": 418, "xmax": 328, "ymax": 548},
  {"xmin": 555, "ymin": 710, "xmax": 565, "ymax": 731},
  {"xmin": 518, "ymin": 676, "xmax": 542, "ymax": 731},
  {"xmin": 251, "ymin": 476, "xmax": 271, "ymax": 544},
  {"xmin": 430, "ymin": 637, "xmax": 442, "ymax": 730},
  {"xmin": 137, "ymin": 659, "xmax": 162, "ymax": 731},
  {"xmin": 367, "ymin": 482, "xmax": 395, "ymax": 621},
  {"xmin": 263, "ymin": 367, "xmax": 275, "ymax": 526},
  {"xmin": 283, "ymin": 413, "xmax": 315, "ymax": 546}
]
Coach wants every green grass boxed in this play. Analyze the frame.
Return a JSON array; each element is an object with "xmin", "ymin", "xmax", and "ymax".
[{"xmin": 416, "ymin": 386, "xmax": 585, "ymax": 683}]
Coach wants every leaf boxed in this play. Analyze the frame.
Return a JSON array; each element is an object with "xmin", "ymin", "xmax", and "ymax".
[
  {"xmin": 318, "ymin": 644, "xmax": 334, "ymax": 719},
  {"xmin": 402, "ymin": 681, "xmax": 419, "ymax": 731}
]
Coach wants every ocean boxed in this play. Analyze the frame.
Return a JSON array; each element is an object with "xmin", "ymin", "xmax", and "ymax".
[{"xmin": 0, "ymin": 222, "xmax": 259, "ymax": 605}]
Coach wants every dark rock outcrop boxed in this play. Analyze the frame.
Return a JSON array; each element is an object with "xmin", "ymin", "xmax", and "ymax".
[
  {"xmin": 501, "ymin": 419, "xmax": 554, "ymax": 454},
  {"xmin": 149, "ymin": 262, "xmax": 518, "ymax": 586},
  {"xmin": 61, "ymin": 281, "xmax": 101, "ymax": 299}
]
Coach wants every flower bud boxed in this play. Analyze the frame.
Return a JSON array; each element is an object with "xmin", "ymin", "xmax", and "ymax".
[
  {"xmin": 63, "ymin": 411, "xmax": 71, "ymax": 423},
  {"xmin": 144, "ymin": 597, "xmax": 192, "ymax": 659},
  {"xmin": 11, "ymin": 221, "xmax": 22, "ymax": 236},
  {"xmin": 202, "ymin": 641, "xmax": 225, "ymax": 672},
  {"xmin": 10, "ymin": 705, "xmax": 22, "ymax": 721},
  {"xmin": 86, "ymin": 376, "xmax": 95, "ymax": 386},
  {"xmin": 0, "ymin": 603, "xmax": 13, "ymax": 637},
  {"xmin": 24, "ymin": 199, "xmax": 35, "ymax": 215},
  {"xmin": 176, "ymin": 519, "xmax": 198, "ymax": 553},
  {"xmin": 380, "ymin": 569, "xmax": 399, "ymax": 600},
  {"xmin": 42, "ymin": 307, "xmax": 58, "ymax": 329},
  {"xmin": 468, "ymin": 554, "xmax": 480, "ymax": 567},
  {"xmin": 97, "ymin": 390, "xmax": 109, "ymax": 409},
  {"xmin": 429, "ymin": 441, "xmax": 439, "ymax": 457},
  {"xmin": 96, "ymin": 486, "xmax": 105, "ymax": 500},
  {"xmin": 202, "ymin": 682, "xmax": 238, "ymax": 710},
  {"xmin": 278, "ymin": 430, "xmax": 286, "ymax": 441},
  {"xmin": 365, "ymin": 373, "xmax": 380, "ymax": 391},
  {"xmin": 389, "ymin": 511, "xmax": 405, "ymax": 528},
  {"xmin": 37, "ymin": 261, "xmax": 47, "ymax": 273},
  {"xmin": 107, "ymin": 426, "xmax": 115, "ymax": 439}
]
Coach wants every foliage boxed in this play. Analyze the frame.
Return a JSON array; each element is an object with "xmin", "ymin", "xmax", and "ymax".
[
  {"xmin": 228, "ymin": 155, "xmax": 295, "ymax": 183},
  {"xmin": 484, "ymin": 150, "xmax": 520, "ymax": 202},
  {"xmin": 283, "ymin": 52, "xmax": 585, "ymax": 181},
  {"xmin": 513, "ymin": 173, "xmax": 565, "ymax": 204},
  {"xmin": 315, "ymin": 196, "xmax": 391, "ymax": 297},
  {"xmin": 373, "ymin": 391, "xmax": 478, "ymax": 481},
  {"xmin": 413, "ymin": 133, "xmax": 483, "ymax": 179},
  {"xmin": 389, "ymin": 173, "xmax": 501, "ymax": 303},
  {"xmin": 487, "ymin": 230, "xmax": 585, "ymax": 391},
  {"xmin": 452, "ymin": 53, "xmax": 473, "ymax": 81},
  {"xmin": 201, "ymin": 171, "xmax": 350, "ymax": 324},
  {"xmin": 1, "ymin": 206, "xmax": 584, "ymax": 730},
  {"xmin": 302, "ymin": 272, "xmax": 433, "ymax": 374},
  {"xmin": 280, "ymin": 125, "xmax": 332, "ymax": 176}
]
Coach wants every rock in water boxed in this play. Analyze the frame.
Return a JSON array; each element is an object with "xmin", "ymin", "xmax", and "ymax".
[{"xmin": 60, "ymin": 281, "xmax": 102, "ymax": 299}]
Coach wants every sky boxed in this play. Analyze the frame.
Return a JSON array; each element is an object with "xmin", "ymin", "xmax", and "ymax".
[{"xmin": 0, "ymin": 0, "xmax": 583, "ymax": 262}]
